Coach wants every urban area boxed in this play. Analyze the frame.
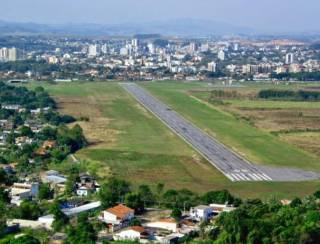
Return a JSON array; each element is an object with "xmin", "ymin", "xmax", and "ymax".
[{"xmin": 1, "ymin": 36, "xmax": 320, "ymax": 83}]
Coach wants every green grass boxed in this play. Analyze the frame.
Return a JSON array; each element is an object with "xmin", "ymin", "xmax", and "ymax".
[
  {"xmin": 142, "ymin": 82, "xmax": 320, "ymax": 171},
  {"xmin": 20, "ymin": 81, "xmax": 320, "ymax": 199}
]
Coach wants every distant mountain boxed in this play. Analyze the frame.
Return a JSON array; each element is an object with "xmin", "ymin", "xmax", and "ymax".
[{"xmin": 0, "ymin": 19, "xmax": 255, "ymax": 36}]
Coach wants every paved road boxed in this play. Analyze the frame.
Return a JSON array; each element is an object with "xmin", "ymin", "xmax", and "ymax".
[{"xmin": 122, "ymin": 83, "xmax": 320, "ymax": 182}]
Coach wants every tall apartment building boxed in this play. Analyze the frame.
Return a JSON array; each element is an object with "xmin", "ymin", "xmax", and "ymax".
[
  {"xmin": 208, "ymin": 61, "xmax": 217, "ymax": 72},
  {"xmin": 88, "ymin": 44, "xmax": 98, "ymax": 57},
  {"xmin": 285, "ymin": 53, "xmax": 295, "ymax": 64}
]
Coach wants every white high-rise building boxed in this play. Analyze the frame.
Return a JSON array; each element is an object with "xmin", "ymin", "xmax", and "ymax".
[
  {"xmin": 120, "ymin": 47, "xmax": 129, "ymax": 56},
  {"xmin": 88, "ymin": 44, "xmax": 98, "ymax": 57},
  {"xmin": 285, "ymin": 53, "xmax": 295, "ymax": 64},
  {"xmin": 0, "ymin": 48, "xmax": 8, "ymax": 61},
  {"xmin": 218, "ymin": 50, "xmax": 225, "ymax": 61},
  {"xmin": 207, "ymin": 61, "xmax": 216, "ymax": 72},
  {"xmin": 101, "ymin": 44, "xmax": 108, "ymax": 54},
  {"xmin": 200, "ymin": 43, "xmax": 209, "ymax": 52},
  {"xmin": 233, "ymin": 43, "xmax": 239, "ymax": 51},
  {"xmin": 189, "ymin": 42, "xmax": 197, "ymax": 53},
  {"xmin": 8, "ymin": 48, "xmax": 17, "ymax": 61},
  {"xmin": 147, "ymin": 43, "xmax": 155, "ymax": 54},
  {"xmin": 132, "ymin": 39, "xmax": 139, "ymax": 48}
]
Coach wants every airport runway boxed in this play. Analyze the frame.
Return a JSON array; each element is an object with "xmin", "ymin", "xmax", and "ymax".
[{"xmin": 122, "ymin": 83, "xmax": 320, "ymax": 182}]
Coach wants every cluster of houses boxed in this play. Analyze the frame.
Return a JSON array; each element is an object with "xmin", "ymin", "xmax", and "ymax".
[
  {"xmin": 0, "ymin": 104, "xmax": 50, "ymax": 148},
  {"xmin": 6, "ymin": 170, "xmax": 100, "ymax": 206},
  {"xmin": 97, "ymin": 202, "xmax": 236, "ymax": 243},
  {"xmin": 6, "ymin": 181, "xmax": 238, "ymax": 244}
]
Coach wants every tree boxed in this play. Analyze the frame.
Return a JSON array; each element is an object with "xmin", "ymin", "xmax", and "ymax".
[
  {"xmin": 171, "ymin": 208, "xmax": 182, "ymax": 221},
  {"xmin": 99, "ymin": 178, "xmax": 130, "ymax": 208},
  {"xmin": 202, "ymin": 190, "xmax": 235, "ymax": 205},
  {"xmin": 0, "ymin": 187, "xmax": 9, "ymax": 203},
  {"xmin": 138, "ymin": 185, "xmax": 155, "ymax": 206},
  {"xmin": 38, "ymin": 183, "xmax": 54, "ymax": 200},
  {"xmin": 9, "ymin": 235, "xmax": 40, "ymax": 244},
  {"xmin": 67, "ymin": 213, "xmax": 96, "ymax": 244},
  {"xmin": 125, "ymin": 192, "xmax": 144, "ymax": 214},
  {"xmin": 51, "ymin": 201, "xmax": 69, "ymax": 231},
  {"xmin": 19, "ymin": 126, "xmax": 34, "ymax": 137},
  {"xmin": 290, "ymin": 197, "xmax": 302, "ymax": 207},
  {"xmin": 13, "ymin": 201, "xmax": 41, "ymax": 220},
  {"xmin": 156, "ymin": 182, "xmax": 164, "ymax": 206},
  {"xmin": 0, "ymin": 169, "xmax": 7, "ymax": 185}
]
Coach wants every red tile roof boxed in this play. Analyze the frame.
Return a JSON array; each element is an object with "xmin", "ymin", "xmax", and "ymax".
[
  {"xmin": 131, "ymin": 226, "xmax": 145, "ymax": 233},
  {"xmin": 106, "ymin": 204, "xmax": 134, "ymax": 219}
]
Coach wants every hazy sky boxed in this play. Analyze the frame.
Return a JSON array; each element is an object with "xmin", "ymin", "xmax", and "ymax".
[{"xmin": 1, "ymin": 0, "xmax": 319, "ymax": 32}]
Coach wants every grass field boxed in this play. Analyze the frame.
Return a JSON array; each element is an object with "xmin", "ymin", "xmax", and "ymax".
[
  {"xmin": 189, "ymin": 83, "xmax": 320, "ymax": 155},
  {"xmin": 143, "ymin": 82, "xmax": 320, "ymax": 171},
  {"xmin": 22, "ymin": 81, "xmax": 320, "ymax": 199}
]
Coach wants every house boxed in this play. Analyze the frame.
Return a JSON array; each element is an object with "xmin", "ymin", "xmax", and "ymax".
[
  {"xmin": 0, "ymin": 133, "xmax": 8, "ymax": 146},
  {"xmin": 209, "ymin": 203, "xmax": 236, "ymax": 214},
  {"xmin": 7, "ymin": 218, "xmax": 51, "ymax": 230},
  {"xmin": 99, "ymin": 204, "xmax": 134, "ymax": 231},
  {"xmin": 24, "ymin": 120, "xmax": 43, "ymax": 133},
  {"xmin": 62, "ymin": 201, "xmax": 101, "ymax": 217},
  {"xmin": 156, "ymin": 233, "xmax": 185, "ymax": 244},
  {"xmin": 49, "ymin": 233, "xmax": 67, "ymax": 244},
  {"xmin": 280, "ymin": 199, "xmax": 292, "ymax": 206},
  {"xmin": 42, "ymin": 140, "xmax": 56, "ymax": 149},
  {"xmin": 10, "ymin": 182, "xmax": 39, "ymax": 205},
  {"xmin": 145, "ymin": 218, "xmax": 178, "ymax": 232},
  {"xmin": 76, "ymin": 173, "xmax": 100, "ymax": 196},
  {"xmin": 2, "ymin": 104, "xmax": 21, "ymax": 111},
  {"xmin": 114, "ymin": 226, "xmax": 153, "ymax": 242},
  {"xmin": 15, "ymin": 136, "xmax": 33, "ymax": 147},
  {"xmin": 189, "ymin": 205, "xmax": 213, "ymax": 221},
  {"xmin": 43, "ymin": 170, "xmax": 67, "ymax": 185}
]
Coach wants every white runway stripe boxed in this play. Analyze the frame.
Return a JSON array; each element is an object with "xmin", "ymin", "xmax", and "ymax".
[
  {"xmin": 253, "ymin": 173, "xmax": 264, "ymax": 181},
  {"xmin": 231, "ymin": 174, "xmax": 241, "ymax": 181},
  {"xmin": 235, "ymin": 174, "xmax": 246, "ymax": 181},
  {"xmin": 239, "ymin": 173, "xmax": 251, "ymax": 181},
  {"xmin": 226, "ymin": 174, "xmax": 236, "ymax": 182},
  {"xmin": 262, "ymin": 173, "xmax": 273, "ymax": 181},
  {"xmin": 258, "ymin": 174, "xmax": 270, "ymax": 181},
  {"xmin": 249, "ymin": 174, "xmax": 259, "ymax": 181}
]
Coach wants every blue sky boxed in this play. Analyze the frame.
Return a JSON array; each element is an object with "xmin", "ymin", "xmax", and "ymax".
[{"xmin": 1, "ymin": 0, "xmax": 319, "ymax": 32}]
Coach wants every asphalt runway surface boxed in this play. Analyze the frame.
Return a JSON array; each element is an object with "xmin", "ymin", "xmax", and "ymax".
[{"xmin": 122, "ymin": 83, "xmax": 320, "ymax": 182}]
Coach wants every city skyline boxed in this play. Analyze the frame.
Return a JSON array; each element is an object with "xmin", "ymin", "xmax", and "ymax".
[{"xmin": 1, "ymin": 0, "xmax": 319, "ymax": 33}]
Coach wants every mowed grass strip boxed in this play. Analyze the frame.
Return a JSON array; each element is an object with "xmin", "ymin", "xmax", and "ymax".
[
  {"xmin": 142, "ymin": 82, "xmax": 320, "ymax": 171},
  {"xmin": 22, "ymin": 82, "xmax": 232, "ymax": 191},
  {"xmin": 22, "ymin": 82, "xmax": 320, "ymax": 199}
]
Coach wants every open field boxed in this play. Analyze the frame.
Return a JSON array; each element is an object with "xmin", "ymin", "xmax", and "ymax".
[
  {"xmin": 21, "ymin": 81, "xmax": 320, "ymax": 199},
  {"xmin": 143, "ymin": 82, "xmax": 320, "ymax": 171},
  {"xmin": 188, "ymin": 83, "xmax": 320, "ymax": 157}
]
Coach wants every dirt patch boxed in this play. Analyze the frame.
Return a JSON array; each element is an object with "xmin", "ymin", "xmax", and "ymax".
[
  {"xmin": 280, "ymin": 132, "xmax": 320, "ymax": 157},
  {"xmin": 54, "ymin": 95, "xmax": 120, "ymax": 149}
]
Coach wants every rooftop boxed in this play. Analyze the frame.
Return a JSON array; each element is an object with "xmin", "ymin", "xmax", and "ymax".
[{"xmin": 106, "ymin": 204, "xmax": 134, "ymax": 219}]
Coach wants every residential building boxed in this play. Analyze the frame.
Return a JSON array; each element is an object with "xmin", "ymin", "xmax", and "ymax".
[
  {"xmin": 145, "ymin": 218, "xmax": 178, "ymax": 232},
  {"xmin": 285, "ymin": 53, "xmax": 295, "ymax": 64},
  {"xmin": 10, "ymin": 182, "xmax": 39, "ymax": 205},
  {"xmin": 99, "ymin": 204, "xmax": 135, "ymax": 230},
  {"xmin": 208, "ymin": 61, "xmax": 216, "ymax": 72},
  {"xmin": 88, "ymin": 44, "xmax": 98, "ymax": 57},
  {"xmin": 218, "ymin": 50, "xmax": 225, "ymax": 61},
  {"xmin": 189, "ymin": 205, "xmax": 213, "ymax": 221},
  {"xmin": 114, "ymin": 226, "xmax": 152, "ymax": 242}
]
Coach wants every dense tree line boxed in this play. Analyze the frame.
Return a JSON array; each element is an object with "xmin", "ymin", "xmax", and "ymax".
[
  {"xmin": 211, "ymin": 195, "xmax": 320, "ymax": 243},
  {"xmin": 0, "ymin": 82, "xmax": 55, "ymax": 109},
  {"xmin": 98, "ymin": 178, "xmax": 241, "ymax": 215},
  {"xmin": 271, "ymin": 72, "xmax": 320, "ymax": 81},
  {"xmin": 258, "ymin": 89, "xmax": 320, "ymax": 101},
  {"xmin": 0, "ymin": 60, "xmax": 89, "ymax": 75}
]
